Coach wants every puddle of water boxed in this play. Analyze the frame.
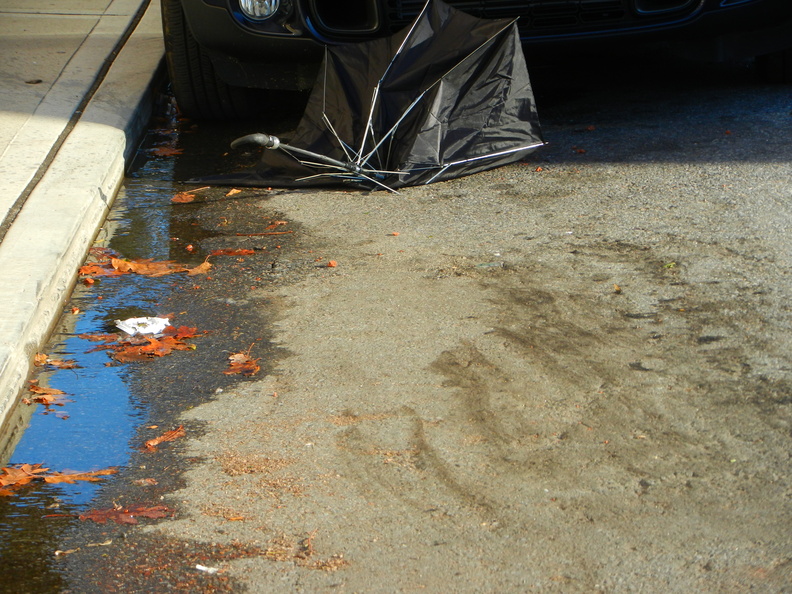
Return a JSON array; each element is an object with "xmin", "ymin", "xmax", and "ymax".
[
  {"xmin": 0, "ymin": 111, "xmax": 186, "ymax": 589},
  {"xmin": 6, "ymin": 143, "xmax": 187, "ymax": 500},
  {"xmin": 0, "ymin": 93, "xmax": 306, "ymax": 591}
]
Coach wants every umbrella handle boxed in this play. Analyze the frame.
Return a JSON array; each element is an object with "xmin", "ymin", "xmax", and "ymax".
[
  {"xmin": 231, "ymin": 132, "xmax": 365, "ymax": 176},
  {"xmin": 230, "ymin": 133, "xmax": 280, "ymax": 150}
]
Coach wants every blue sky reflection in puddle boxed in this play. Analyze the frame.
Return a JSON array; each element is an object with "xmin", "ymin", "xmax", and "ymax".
[{"xmin": 9, "ymin": 167, "xmax": 177, "ymax": 507}]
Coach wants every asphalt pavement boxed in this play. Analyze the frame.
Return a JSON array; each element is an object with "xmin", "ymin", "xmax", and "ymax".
[
  {"xmin": 0, "ymin": 4, "xmax": 790, "ymax": 590},
  {"xmin": 0, "ymin": 0, "xmax": 162, "ymax": 456}
]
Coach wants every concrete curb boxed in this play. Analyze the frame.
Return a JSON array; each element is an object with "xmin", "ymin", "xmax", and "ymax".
[{"xmin": 0, "ymin": 0, "xmax": 165, "ymax": 462}]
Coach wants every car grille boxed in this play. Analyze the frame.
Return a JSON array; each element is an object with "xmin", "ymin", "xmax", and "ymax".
[{"xmin": 384, "ymin": 0, "xmax": 701, "ymax": 37}]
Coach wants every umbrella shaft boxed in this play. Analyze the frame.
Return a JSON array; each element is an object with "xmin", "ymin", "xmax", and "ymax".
[
  {"xmin": 232, "ymin": 133, "xmax": 362, "ymax": 175},
  {"xmin": 280, "ymin": 143, "xmax": 362, "ymax": 175}
]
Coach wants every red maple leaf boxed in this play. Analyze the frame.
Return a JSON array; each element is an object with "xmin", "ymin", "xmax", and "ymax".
[{"xmin": 79, "ymin": 504, "xmax": 173, "ymax": 525}]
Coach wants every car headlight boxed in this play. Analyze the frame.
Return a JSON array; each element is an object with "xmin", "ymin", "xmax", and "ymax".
[{"xmin": 239, "ymin": 0, "xmax": 279, "ymax": 20}]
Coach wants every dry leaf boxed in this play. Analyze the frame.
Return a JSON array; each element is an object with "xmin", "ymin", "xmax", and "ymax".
[
  {"xmin": 0, "ymin": 464, "xmax": 50, "ymax": 489},
  {"xmin": 78, "ymin": 262, "xmax": 124, "ymax": 277},
  {"xmin": 24, "ymin": 392, "xmax": 72, "ymax": 408},
  {"xmin": 209, "ymin": 248, "xmax": 255, "ymax": 256},
  {"xmin": 1, "ymin": 464, "xmax": 115, "ymax": 496},
  {"xmin": 28, "ymin": 383, "xmax": 66, "ymax": 396},
  {"xmin": 111, "ymin": 257, "xmax": 186, "ymax": 277},
  {"xmin": 151, "ymin": 146, "xmax": 183, "ymax": 157},
  {"xmin": 133, "ymin": 478, "xmax": 158, "ymax": 486},
  {"xmin": 223, "ymin": 352, "xmax": 261, "ymax": 376},
  {"xmin": 80, "ymin": 248, "xmax": 209, "ymax": 279},
  {"xmin": 171, "ymin": 192, "xmax": 196, "ymax": 204},
  {"xmin": 143, "ymin": 425, "xmax": 186, "ymax": 452},
  {"xmin": 47, "ymin": 358, "xmax": 80, "ymax": 369},
  {"xmin": 43, "ymin": 468, "xmax": 118, "ymax": 484},
  {"xmin": 186, "ymin": 260, "xmax": 212, "ymax": 276},
  {"xmin": 28, "ymin": 381, "xmax": 71, "ymax": 407},
  {"xmin": 235, "ymin": 230, "xmax": 292, "ymax": 237},
  {"xmin": 162, "ymin": 325, "xmax": 202, "ymax": 339},
  {"xmin": 79, "ymin": 504, "xmax": 172, "ymax": 525},
  {"xmin": 80, "ymin": 327, "xmax": 202, "ymax": 363},
  {"xmin": 51, "ymin": 359, "xmax": 78, "ymax": 369},
  {"xmin": 172, "ymin": 186, "xmax": 211, "ymax": 204}
]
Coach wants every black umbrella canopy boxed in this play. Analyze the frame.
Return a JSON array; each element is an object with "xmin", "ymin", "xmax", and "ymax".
[{"xmin": 204, "ymin": 0, "xmax": 544, "ymax": 191}]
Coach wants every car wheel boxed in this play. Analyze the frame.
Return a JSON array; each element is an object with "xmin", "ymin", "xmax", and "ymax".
[
  {"xmin": 756, "ymin": 47, "xmax": 792, "ymax": 84},
  {"xmin": 161, "ymin": 0, "xmax": 258, "ymax": 119}
]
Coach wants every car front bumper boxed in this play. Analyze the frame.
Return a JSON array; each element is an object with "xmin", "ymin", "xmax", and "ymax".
[{"xmin": 180, "ymin": 0, "xmax": 792, "ymax": 90}]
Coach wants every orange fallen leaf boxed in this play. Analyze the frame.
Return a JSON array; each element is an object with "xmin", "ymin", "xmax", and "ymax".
[
  {"xmin": 80, "ymin": 327, "xmax": 203, "ymax": 363},
  {"xmin": 171, "ymin": 187, "xmax": 209, "ymax": 203},
  {"xmin": 225, "ymin": 188, "xmax": 242, "ymax": 197},
  {"xmin": 209, "ymin": 248, "xmax": 255, "ymax": 256},
  {"xmin": 1, "ymin": 464, "xmax": 115, "ymax": 496},
  {"xmin": 47, "ymin": 359, "xmax": 80, "ymax": 369},
  {"xmin": 28, "ymin": 382, "xmax": 67, "ymax": 397},
  {"xmin": 78, "ymin": 262, "xmax": 124, "ymax": 277},
  {"xmin": 33, "ymin": 354, "xmax": 80, "ymax": 369},
  {"xmin": 111, "ymin": 257, "xmax": 183, "ymax": 277},
  {"xmin": 78, "ymin": 247, "xmax": 211, "ymax": 279},
  {"xmin": 162, "ymin": 325, "xmax": 202, "ymax": 339},
  {"xmin": 43, "ymin": 467, "xmax": 118, "ymax": 484},
  {"xmin": 223, "ymin": 352, "xmax": 261, "ymax": 376},
  {"xmin": 137, "ymin": 336, "xmax": 177, "ymax": 357},
  {"xmin": 23, "ymin": 393, "xmax": 73, "ymax": 408},
  {"xmin": 133, "ymin": 478, "xmax": 158, "ymax": 486},
  {"xmin": 171, "ymin": 192, "xmax": 196, "ymax": 204},
  {"xmin": 235, "ymin": 231, "xmax": 293, "ymax": 237},
  {"xmin": 327, "ymin": 260, "xmax": 338, "ymax": 268},
  {"xmin": 0, "ymin": 463, "xmax": 50, "ymax": 490},
  {"xmin": 143, "ymin": 425, "xmax": 185, "ymax": 452},
  {"xmin": 114, "ymin": 335, "xmax": 195, "ymax": 361},
  {"xmin": 79, "ymin": 504, "xmax": 172, "ymax": 525},
  {"xmin": 186, "ymin": 260, "xmax": 212, "ymax": 276},
  {"xmin": 151, "ymin": 146, "xmax": 183, "ymax": 157}
]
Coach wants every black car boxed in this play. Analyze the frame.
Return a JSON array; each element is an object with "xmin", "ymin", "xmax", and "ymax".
[{"xmin": 161, "ymin": 0, "xmax": 792, "ymax": 119}]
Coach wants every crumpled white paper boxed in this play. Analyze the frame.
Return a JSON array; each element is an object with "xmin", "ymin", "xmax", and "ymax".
[
  {"xmin": 195, "ymin": 564, "xmax": 219, "ymax": 574},
  {"xmin": 114, "ymin": 316, "xmax": 171, "ymax": 336}
]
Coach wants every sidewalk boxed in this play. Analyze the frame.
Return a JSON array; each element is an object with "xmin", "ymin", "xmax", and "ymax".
[{"xmin": 0, "ymin": 0, "xmax": 163, "ymax": 459}]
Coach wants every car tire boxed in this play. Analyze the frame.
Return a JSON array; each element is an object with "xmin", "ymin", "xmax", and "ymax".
[
  {"xmin": 161, "ymin": 0, "xmax": 258, "ymax": 119},
  {"xmin": 756, "ymin": 47, "xmax": 792, "ymax": 84}
]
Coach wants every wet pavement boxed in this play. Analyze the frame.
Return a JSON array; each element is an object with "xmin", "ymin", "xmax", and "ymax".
[{"xmin": 0, "ymin": 92, "xmax": 307, "ymax": 592}]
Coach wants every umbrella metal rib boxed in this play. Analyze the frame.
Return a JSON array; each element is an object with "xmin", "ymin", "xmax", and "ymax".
[{"xmin": 216, "ymin": 0, "xmax": 544, "ymax": 192}]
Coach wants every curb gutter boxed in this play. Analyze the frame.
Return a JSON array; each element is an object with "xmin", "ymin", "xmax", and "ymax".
[{"xmin": 0, "ymin": 0, "xmax": 165, "ymax": 463}]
